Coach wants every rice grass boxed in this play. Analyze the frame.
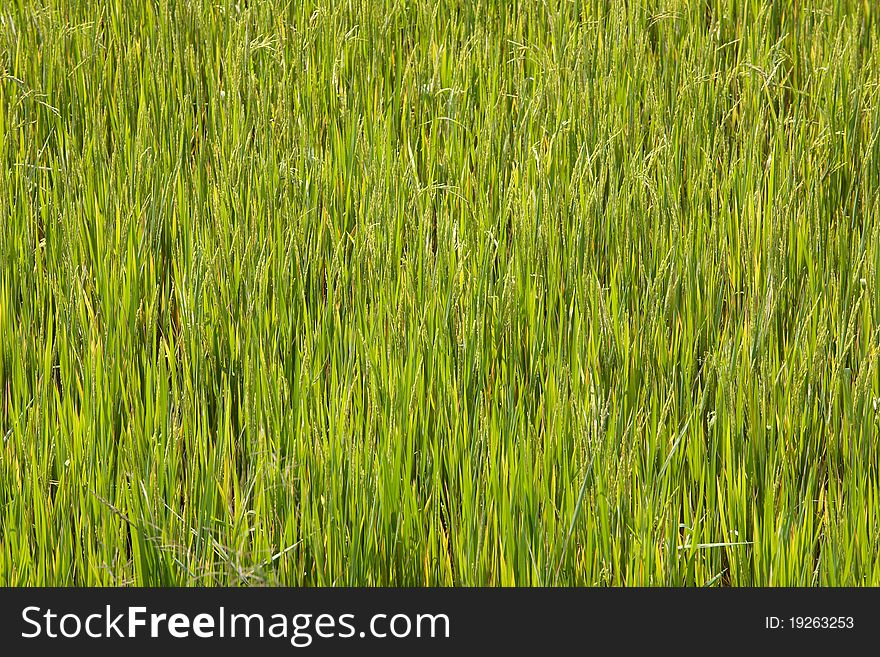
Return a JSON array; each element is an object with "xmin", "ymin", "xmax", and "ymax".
[{"xmin": 1, "ymin": 0, "xmax": 879, "ymax": 586}]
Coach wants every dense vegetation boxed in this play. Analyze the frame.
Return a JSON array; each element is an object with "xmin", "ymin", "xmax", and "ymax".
[{"xmin": 2, "ymin": 1, "xmax": 879, "ymax": 585}]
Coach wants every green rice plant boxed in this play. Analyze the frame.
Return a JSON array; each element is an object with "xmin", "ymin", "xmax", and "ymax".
[{"xmin": 1, "ymin": 0, "xmax": 879, "ymax": 585}]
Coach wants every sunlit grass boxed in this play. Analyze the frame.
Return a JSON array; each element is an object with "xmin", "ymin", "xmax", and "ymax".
[{"xmin": 1, "ymin": 0, "xmax": 879, "ymax": 585}]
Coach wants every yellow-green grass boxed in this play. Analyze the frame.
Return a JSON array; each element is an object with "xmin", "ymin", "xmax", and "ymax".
[{"xmin": 1, "ymin": 0, "xmax": 879, "ymax": 585}]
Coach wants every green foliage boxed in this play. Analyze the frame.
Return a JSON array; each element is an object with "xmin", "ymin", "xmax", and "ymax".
[{"xmin": 1, "ymin": 0, "xmax": 879, "ymax": 585}]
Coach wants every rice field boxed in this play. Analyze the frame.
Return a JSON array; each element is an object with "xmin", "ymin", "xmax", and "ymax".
[{"xmin": 1, "ymin": 0, "xmax": 880, "ymax": 586}]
